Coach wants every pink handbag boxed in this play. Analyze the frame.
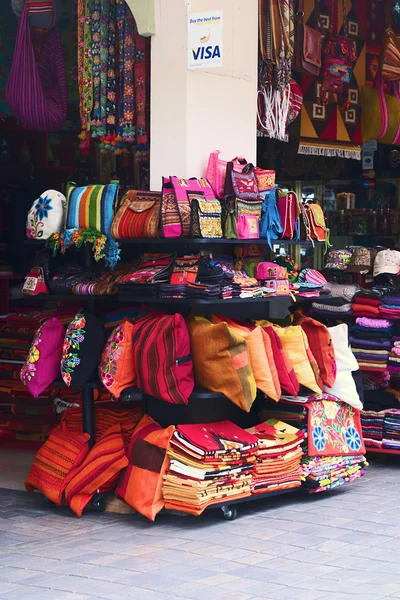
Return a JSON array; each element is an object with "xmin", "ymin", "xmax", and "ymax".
[
  {"xmin": 161, "ymin": 177, "xmax": 215, "ymax": 238},
  {"xmin": 237, "ymin": 214, "xmax": 259, "ymax": 240},
  {"xmin": 255, "ymin": 262, "xmax": 288, "ymax": 281},
  {"xmin": 206, "ymin": 151, "xmax": 247, "ymax": 199}
]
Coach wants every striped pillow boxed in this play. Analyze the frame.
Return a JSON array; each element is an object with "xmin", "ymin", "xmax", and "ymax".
[
  {"xmin": 25, "ymin": 422, "xmax": 90, "ymax": 505},
  {"xmin": 65, "ymin": 184, "xmax": 118, "ymax": 236},
  {"xmin": 64, "ymin": 423, "xmax": 128, "ymax": 517},
  {"xmin": 116, "ymin": 414, "xmax": 175, "ymax": 521}
]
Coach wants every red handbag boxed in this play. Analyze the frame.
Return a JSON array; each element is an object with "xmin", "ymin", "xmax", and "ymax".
[
  {"xmin": 277, "ymin": 192, "xmax": 300, "ymax": 240},
  {"xmin": 294, "ymin": 0, "xmax": 322, "ymax": 76}
]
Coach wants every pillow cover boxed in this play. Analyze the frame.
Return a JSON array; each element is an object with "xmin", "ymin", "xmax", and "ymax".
[
  {"xmin": 116, "ymin": 414, "xmax": 175, "ymax": 522},
  {"xmin": 133, "ymin": 306, "xmax": 194, "ymax": 405},
  {"xmin": 25, "ymin": 421, "xmax": 90, "ymax": 505},
  {"xmin": 20, "ymin": 317, "xmax": 65, "ymax": 398},
  {"xmin": 26, "ymin": 190, "xmax": 66, "ymax": 240},
  {"xmin": 274, "ymin": 326, "xmax": 322, "ymax": 394},
  {"xmin": 187, "ymin": 315, "xmax": 256, "ymax": 412},
  {"xmin": 212, "ymin": 316, "xmax": 281, "ymax": 401},
  {"xmin": 262, "ymin": 326, "xmax": 300, "ymax": 396},
  {"xmin": 64, "ymin": 423, "xmax": 128, "ymax": 517},
  {"xmin": 61, "ymin": 312, "xmax": 104, "ymax": 391},
  {"xmin": 99, "ymin": 320, "xmax": 135, "ymax": 399},
  {"xmin": 65, "ymin": 183, "xmax": 118, "ymax": 236},
  {"xmin": 294, "ymin": 313, "xmax": 337, "ymax": 388},
  {"xmin": 324, "ymin": 324, "xmax": 363, "ymax": 410}
]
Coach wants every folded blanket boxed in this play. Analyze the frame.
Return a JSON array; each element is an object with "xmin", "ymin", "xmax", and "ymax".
[
  {"xmin": 353, "ymin": 308, "xmax": 380, "ymax": 317},
  {"xmin": 353, "ymin": 297, "xmax": 381, "ymax": 307},
  {"xmin": 349, "ymin": 336, "xmax": 392, "ymax": 349},
  {"xmin": 313, "ymin": 302, "xmax": 352, "ymax": 313},
  {"xmin": 356, "ymin": 318, "xmax": 393, "ymax": 329}
]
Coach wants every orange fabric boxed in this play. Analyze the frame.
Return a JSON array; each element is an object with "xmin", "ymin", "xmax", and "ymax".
[
  {"xmin": 116, "ymin": 414, "xmax": 175, "ymax": 521},
  {"xmin": 25, "ymin": 421, "xmax": 90, "ymax": 506},
  {"xmin": 274, "ymin": 326, "xmax": 322, "ymax": 394},
  {"xmin": 64, "ymin": 423, "xmax": 128, "ymax": 517},
  {"xmin": 99, "ymin": 320, "xmax": 135, "ymax": 399},
  {"xmin": 188, "ymin": 315, "xmax": 256, "ymax": 412},
  {"xmin": 212, "ymin": 316, "xmax": 281, "ymax": 401}
]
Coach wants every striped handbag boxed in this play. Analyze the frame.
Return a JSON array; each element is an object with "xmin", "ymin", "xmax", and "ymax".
[
  {"xmin": 5, "ymin": 5, "xmax": 67, "ymax": 132},
  {"xmin": 65, "ymin": 184, "xmax": 119, "ymax": 236},
  {"xmin": 111, "ymin": 190, "xmax": 161, "ymax": 239}
]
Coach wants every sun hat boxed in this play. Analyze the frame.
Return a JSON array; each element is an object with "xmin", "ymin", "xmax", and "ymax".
[{"xmin": 373, "ymin": 250, "xmax": 400, "ymax": 277}]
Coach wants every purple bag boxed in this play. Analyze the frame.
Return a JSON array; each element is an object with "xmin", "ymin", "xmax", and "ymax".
[{"xmin": 6, "ymin": 7, "xmax": 67, "ymax": 132}]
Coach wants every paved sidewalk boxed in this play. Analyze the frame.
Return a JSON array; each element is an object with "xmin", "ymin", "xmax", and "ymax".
[{"xmin": 1, "ymin": 456, "xmax": 400, "ymax": 600}]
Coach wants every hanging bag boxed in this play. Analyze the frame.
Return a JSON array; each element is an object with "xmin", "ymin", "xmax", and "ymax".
[
  {"xmin": 294, "ymin": 0, "xmax": 322, "ymax": 76},
  {"xmin": 12, "ymin": 0, "xmax": 58, "ymax": 31},
  {"xmin": 6, "ymin": 4, "xmax": 67, "ymax": 132},
  {"xmin": 259, "ymin": 189, "xmax": 283, "ymax": 248},
  {"xmin": 362, "ymin": 73, "xmax": 400, "ymax": 145},
  {"xmin": 277, "ymin": 191, "xmax": 301, "ymax": 240}
]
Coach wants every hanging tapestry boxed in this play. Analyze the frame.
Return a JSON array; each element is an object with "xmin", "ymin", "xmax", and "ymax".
[
  {"xmin": 0, "ymin": 3, "xmax": 18, "ymax": 116},
  {"xmin": 366, "ymin": 0, "xmax": 387, "ymax": 86},
  {"xmin": 307, "ymin": 396, "xmax": 365, "ymax": 457},
  {"xmin": 299, "ymin": 0, "xmax": 367, "ymax": 160}
]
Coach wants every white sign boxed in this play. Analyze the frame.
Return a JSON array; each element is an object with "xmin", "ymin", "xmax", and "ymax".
[{"xmin": 188, "ymin": 10, "xmax": 223, "ymax": 70}]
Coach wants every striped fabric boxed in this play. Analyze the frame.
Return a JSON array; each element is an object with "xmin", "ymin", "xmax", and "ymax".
[
  {"xmin": 64, "ymin": 423, "xmax": 128, "ymax": 517},
  {"xmin": 65, "ymin": 184, "xmax": 118, "ymax": 236},
  {"xmin": 5, "ymin": 8, "xmax": 67, "ymax": 132},
  {"xmin": 133, "ymin": 307, "xmax": 194, "ymax": 405},
  {"xmin": 25, "ymin": 422, "xmax": 90, "ymax": 505}
]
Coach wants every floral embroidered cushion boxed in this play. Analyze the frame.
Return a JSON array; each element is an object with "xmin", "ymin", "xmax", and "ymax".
[
  {"xmin": 99, "ymin": 320, "xmax": 135, "ymax": 399},
  {"xmin": 26, "ymin": 189, "xmax": 66, "ymax": 240},
  {"xmin": 20, "ymin": 317, "xmax": 65, "ymax": 398},
  {"xmin": 61, "ymin": 312, "xmax": 104, "ymax": 391}
]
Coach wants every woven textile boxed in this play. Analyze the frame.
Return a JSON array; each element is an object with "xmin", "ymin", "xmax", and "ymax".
[
  {"xmin": 299, "ymin": 0, "xmax": 366, "ymax": 159},
  {"xmin": 293, "ymin": 314, "xmax": 336, "ymax": 388},
  {"xmin": 274, "ymin": 326, "xmax": 322, "ymax": 394},
  {"xmin": 65, "ymin": 184, "xmax": 118, "ymax": 237},
  {"xmin": 99, "ymin": 320, "xmax": 135, "ymax": 399},
  {"xmin": 25, "ymin": 422, "xmax": 90, "ymax": 505}
]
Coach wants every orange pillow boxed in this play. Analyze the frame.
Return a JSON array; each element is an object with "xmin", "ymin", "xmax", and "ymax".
[
  {"xmin": 64, "ymin": 423, "xmax": 128, "ymax": 517},
  {"xmin": 188, "ymin": 315, "xmax": 256, "ymax": 412},
  {"xmin": 25, "ymin": 421, "xmax": 90, "ymax": 506},
  {"xmin": 116, "ymin": 414, "xmax": 175, "ymax": 521},
  {"xmin": 274, "ymin": 326, "xmax": 321, "ymax": 394},
  {"xmin": 99, "ymin": 320, "xmax": 135, "ymax": 399},
  {"xmin": 212, "ymin": 316, "xmax": 281, "ymax": 401}
]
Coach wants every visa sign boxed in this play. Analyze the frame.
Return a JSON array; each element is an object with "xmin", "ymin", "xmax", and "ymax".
[{"xmin": 188, "ymin": 10, "xmax": 223, "ymax": 70}]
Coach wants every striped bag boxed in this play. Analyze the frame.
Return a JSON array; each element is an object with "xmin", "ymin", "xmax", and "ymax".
[
  {"xmin": 65, "ymin": 184, "xmax": 118, "ymax": 236},
  {"xmin": 133, "ymin": 306, "xmax": 194, "ymax": 405},
  {"xmin": 111, "ymin": 190, "xmax": 161, "ymax": 239},
  {"xmin": 5, "ymin": 6, "xmax": 67, "ymax": 132}
]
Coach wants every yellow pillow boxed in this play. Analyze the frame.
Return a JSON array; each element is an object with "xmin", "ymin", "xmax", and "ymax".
[
  {"xmin": 274, "ymin": 326, "xmax": 321, "ymax": 394},
  {"xmin": 187, "ymin": 315, "xmax": 256, "ymax": 412}
]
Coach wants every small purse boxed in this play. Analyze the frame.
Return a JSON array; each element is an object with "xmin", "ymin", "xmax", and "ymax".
[
  {"xmin": 236, "ymin": 199, "xmax": 263, "ymax": 219},
  {"xmin": 294, "ymin": 0, "xmax": 322, "ymax": 77},
  {"xmin": 224, "ymin": 207, "xmax": 238, "ymax": 239},
  {"xmin": 263, "ymin": 279, "xmax": 290, "ymax": 297},
  {"xmin": 231, "ymin": 164, "xmax": 259, "ymax": 200},
  {"xmin": 255, "ymin": 262, "xmax": 288, "ymax": 281},
  {"xmin": 170, "ymin": 256, "xmax": 199, "ymax": 284},
  {"xmin": 23, "ymin": 267, "xmax": 48, "ymax": 295},
  {"xmin": 254, "ymin": 168, "xmax": 276, "ymax": 192},
  {"xmin": 237, "ymin": 214, "xmax": 260, "ymax": 240},
  {"xmin": 111, "ymin": 190, "xmax": 161, "ymax": 239},
  {"xmin": 189, "ymin": 193, "xmax": 223, "ymax": 238}
]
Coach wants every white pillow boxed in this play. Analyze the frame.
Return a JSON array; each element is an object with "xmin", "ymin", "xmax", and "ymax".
[
  {"xmin": 323, "ymin": 323, "xmax": 362, "ymax": 410},
  {"xmin": 26, "ymin": 190, "xmax": 66, "ymax": 240}
]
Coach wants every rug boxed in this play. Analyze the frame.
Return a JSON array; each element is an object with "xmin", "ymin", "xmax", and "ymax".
[
  {"xmin": 307, "ymin": 396, "xmax": 365, "ymax": 457},
  {"xmin": 299, "ymin": 0, "xmax": 367, "ymax": 160}
]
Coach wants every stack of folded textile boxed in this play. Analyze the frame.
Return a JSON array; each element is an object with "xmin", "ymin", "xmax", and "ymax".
[
  {"xmin": 383, "ymin": 410, "xmax": 400, "ymax": 450},
  {"xmin": 118, "ymin": 253, "xmax": 175, "ymax": 299},
  {"xmin": 388, "ymin": 334, "xmax": 400, "ymax": 372},
  {"xmin": 232, "ymin": 271, "xmax": 263, "ymax": 298},
  {"xmin": 380, "ymin": 292, "xmax": 400, "ymax": 320},
  {"xmin": 352, "ymin": 293, "xmax": 381, "ymax": 317},
  {"xmin": 163, "ymin": 421, "xmax": 258, "ymax": 516},
  {"xmin": 361, "ymin": 371, "xmax": 390, "ymax": 391},
  {"xmin": 361, "ymin": 410, "xmax": 385, "ymax": 449},
  {"xmin": 259, "ymin": 402, "xmax": 308, "ymax": 432},
  {"xmin": 349, "ymin": 318, "xmax": 393, "ymax": 372},
  {"xmin": 246, "ymin": 419, "xmax": 304, "ymax": 495},
  {"xmin": 311, "ymin": 297, "xmax": 353, "ymax": 319},
  {"xmin": 301, "ymin": 455, "xmax": 367, "ymax": 493},
  {"xmin": 104, "ymin": 306, "xmax": 139, "ymax": 331}
]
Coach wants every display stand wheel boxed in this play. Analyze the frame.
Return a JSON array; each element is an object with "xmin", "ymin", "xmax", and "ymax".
[
  {"xmin": 221, "ymin": 505, "xmax": 237, "ymax": 521},
  {"xmin": 92, "ymin": 494, "xmax": 106, "ymax": 513},
  {"xmin": 43, "ymin": 495, "xmax": 54, "ymax": 505}
]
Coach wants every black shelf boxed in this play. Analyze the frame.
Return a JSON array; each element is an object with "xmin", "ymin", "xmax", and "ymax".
[
  {"xmin": 24, "ymin": 238, "xmax": 324, "ymax": 247},
  {"xmin": 117, "ymin": 295, "xmax": 292, "ymax": 306}
]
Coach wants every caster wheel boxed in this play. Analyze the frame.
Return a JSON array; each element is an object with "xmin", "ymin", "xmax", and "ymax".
[
  {"xmin": 221, "ymin": 505, "xmax": 237, "ymax": 521},
  {"xmin": 92, "ymin": 494, "xmax": 106, "ymax": 513},
  {"xmin": 43, "ymin": 496, "xmax": 53, "ymax": 505}
]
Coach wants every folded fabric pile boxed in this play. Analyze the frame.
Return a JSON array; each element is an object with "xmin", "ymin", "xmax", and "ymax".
[
  {"xmin": 163, "ymin": 421, "xmax": 258, "ymax": 516},
  {"xmin": 352, "ymin": 294, "xmax": 381, "ymax": 317},
  {"xmin": 361, "ymin": 410, "xmax": 385, "ymax": 449},
  {"xmin": 380, "ymin": 292, "xmax": 400, "ymax": 320},
  {"xmin": 383, "ymin": 410, "xmax": 400, "ymax": 450},
  {"xmin": 311, "ymin": 297, "xmax": 353, "ymax": 318},
  {"xmin": 118, "ymin": 253, "xmax": 175, "ymax": 299},
  {"xmin": 301, "ymin": 455, "xmax": 367, "ymax": 493},
  {"xmin": 349, "ymin": 317, "xmax": 393, "ymax": 372},
  {"xmin": 246, "ymin": 419, "xmax": 304, "ymax": 495},
  {"xmin": 259, "ymin": 402, "xmax": 308, "ymax": 432}
]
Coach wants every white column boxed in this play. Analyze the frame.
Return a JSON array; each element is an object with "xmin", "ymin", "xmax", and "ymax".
[{"xmin": 150, "ymin": 0, "xmax": 258, "ymax": 191}]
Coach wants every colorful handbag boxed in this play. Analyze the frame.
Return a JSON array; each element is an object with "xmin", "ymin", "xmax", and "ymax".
[
  {"xmin": 161, "ymin": 177, "xmax": 215, "ymax": 238},
  {"xmin": 12, "ymin": 0, "xmax": 58, "ymax": 30},
  {"xmin": 255, "ymin": 262, "xmax": 288, "ymax": 281},
  {"xmin": 206, "ymin": 152, "xmax": 247, "ymax": 200},
  {"xmin": 23, "ymin": 267, "xmax": 48, "ymax": 296},
  {"xmin": 230, "ymin": 164, "xmax": 259, "ymax": 200},
  {"xmin": 119, "ymin": 254, "xmax": 176, "ymax": 284},
  {"xmin": 111, "ymin": 190, "xmax": 161, "ymax": 239},
  {"xmin": 305, "ymin": 203, "xmax": 331, "ymax": 247},
  {"xmin": 170, "ymin": 256, "xmax": 199, "ymax": 285},
  {"xmin": 189, "ymin": 194, "xmax": 223, "ymax": 238},
  {"xmin": 254, "ymin": 168, "xmax": 276, "ymax": 192},
  {"xmin": 26, "ymin": 190, "xmax": 66, "ymax": 240},
  {"xmin": 294, "ymin": 0, "xmax": 322, "ymax": 76},
  {"xmin": 236, "ymin": 198, "xmax": 263, "ymax": 219},
  {"xmin": 237, "ymin": 214, "xmax": 260, "ymax": 240},
  {"xmin": 277, "ymin": 192, "xmax": 300, "ymax": 240},
  {"xmin": 259, "ymin": 190, "xmax": 283, "ymax": 249},
  {"xmin": 65, "ymin": 183, "xmax": 118, "ymax": 236},
  {"xmin": 263, "ymin": 279, "xmax": 290, "ymax": 296}
]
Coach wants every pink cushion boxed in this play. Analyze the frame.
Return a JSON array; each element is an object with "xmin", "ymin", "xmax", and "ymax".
[{"xmin": 20, "ymin": 318, "xmax": 65, "ymax": 398}]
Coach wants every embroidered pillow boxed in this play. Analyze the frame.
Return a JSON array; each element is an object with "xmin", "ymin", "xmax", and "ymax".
[
  {"xmin": 25, "ymin": 421, "xmax": 90, "ymax": 505},
  {"xmin": 61, "ymin": 312, "xmax": 104, "ymax": 391},
  {"xmin": 64, "ymin": 423, "xmax": 128, "ymax": 517},
  {"xmin": 187, "ymin": 315, "xmax": 256, "ymax": 412},
  {"xmin": 274, "ymin": 326, "xmax": 322, "ymax": 394},
  {"xmin": 99, "ymin": 320, "xmax": 135, "ymax": 399},
  {"xmin": 20, "ymin": 318, "xmax": 65, "ymax": 398},
  {"xmin": 116, "ymin": 414, "xmax": 175, "ymax": 522}
]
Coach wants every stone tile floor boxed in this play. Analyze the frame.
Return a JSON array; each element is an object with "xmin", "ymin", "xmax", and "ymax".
[{"xmin": 1, "ymin": 456, "xmax": 400, "ymax": 600}]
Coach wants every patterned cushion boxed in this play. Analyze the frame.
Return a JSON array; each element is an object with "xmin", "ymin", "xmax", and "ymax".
[
  {"xmin": 99, "ymin": 320, "xmax": 135, "ymax": 399},
  {"xmin": 187, "ymin": 315, "xmax": 256, "ymax": 412},
  {"xmin": 20, "ymin": 317, "xmax": 65, "ymax": 398},
  {"xmin": 294, "ymin": 314, "xmax": 337, "ymax": 388},
  {"xmin": 263, "ymin": 326, "xmax": 300, "ymax": 397},
  {"xmin": 61, "ymin": 312, "xmax": 104, "ymax": 390},
  {"xmin": 64, "ymin": 423, "xmax": 128, "ymax": 517},
  {"xmin": 275, "ymin": 326, "xmax": 322, "ymax": 395},
  {"xmin": 65, "ymin": 184, "xmax": 118, "ymax": 236},
  {"xmin": 116, "ymin": 414, "xmax": 175, "ymax": 522},
  {"xmin": 25, "ymin": 421, "xmax": 90, "ymax": 505}
]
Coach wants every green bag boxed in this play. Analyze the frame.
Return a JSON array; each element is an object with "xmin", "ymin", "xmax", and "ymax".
[{"xmin": 224, "ymin": 208, "xmax": 238, "ymax": 239}]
